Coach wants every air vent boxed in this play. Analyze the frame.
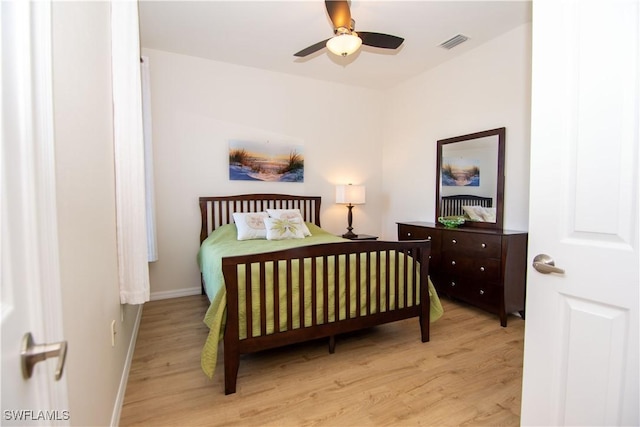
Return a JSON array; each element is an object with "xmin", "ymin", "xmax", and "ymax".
[{"xmin": 439, "ymin": 34, "xmax": 469, "ymax": 50}]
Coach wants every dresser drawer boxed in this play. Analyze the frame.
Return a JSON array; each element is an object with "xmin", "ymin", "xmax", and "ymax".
[
  {"xmin": 438, "ymin": 276, "xmax": 501, "ymax": 310},
  {"xmin": 441, "ymin": 231, "xmax": 502, "ymax": 258},
  {"xmin": 398, "ymin": 224, "xmax": 441, "ymax": 265},
  {"xmin": 467, "ymin": 281, "xmax": 502, "ymax": 314},
  {"xmin": 441, "ymin": 254, "xmax": 501, "ymax": 281},
  {"xmin": 398, "ymin": 224, "xmax": 439, "ymax": 242}
]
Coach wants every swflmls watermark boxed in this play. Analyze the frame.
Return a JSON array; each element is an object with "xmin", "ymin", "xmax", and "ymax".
[{"xmin": 4, "ymin": 409, "xmax": 70, "ymax": 422}]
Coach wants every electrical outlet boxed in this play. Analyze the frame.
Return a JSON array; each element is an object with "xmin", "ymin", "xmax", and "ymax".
[{"xmin": 111, "ymin": 320, "xmax": 117, "ymax": 347}]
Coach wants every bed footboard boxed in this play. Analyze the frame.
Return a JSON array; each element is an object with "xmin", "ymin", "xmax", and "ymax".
[{"xmin": 221, "ymin": 239, "xmax": 431, "ymax": 394}]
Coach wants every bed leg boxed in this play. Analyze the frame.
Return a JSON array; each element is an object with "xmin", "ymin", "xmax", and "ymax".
[
  {"xmin": 500, "ymin": 314, "xmax": 508, "ymax": 327},
  {"xmin": 328, "ymin": 335, "xmax": 336, "ymax": 354},
  {"xmin": 223, "ymin": 336, "xmax": 240, "ymax": 394},
  {"xmin": 224, "ymin": 352, "xmax": 239, "ymax": 395},
  {"xmin": 419, "ymin": 314, "xmax": 430, "ymax": 343}
]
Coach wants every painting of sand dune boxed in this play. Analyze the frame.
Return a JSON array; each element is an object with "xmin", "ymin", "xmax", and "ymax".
[{"xmin": 229, "ymin": 140, "xmax": 304, "ymax": 182}]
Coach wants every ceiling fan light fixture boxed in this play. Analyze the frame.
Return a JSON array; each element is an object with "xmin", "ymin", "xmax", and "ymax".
[
  {"xmin": 294, "ymin": 1, "xmax": 403, "ymax": 58},
  {"xmin": 326, "ymin": 33, "xmax": 362, "ymax": 57}
]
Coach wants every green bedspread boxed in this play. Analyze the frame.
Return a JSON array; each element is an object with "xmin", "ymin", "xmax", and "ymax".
[{"xmin": 197, "ymin": 223, "xmax": 443, "ymax": 378}]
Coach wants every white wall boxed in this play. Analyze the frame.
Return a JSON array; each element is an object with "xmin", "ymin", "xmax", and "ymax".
[
  {"xmin": 52, "ymin": 3, "xmax": 140, "ymax": 425},
  {"xmin": 381, "ymin": 23, "xmax": 532, "ymax": 239},
  {"xmin": 143, "ymin": 49, "xmax": 385, "ymax": 297}
]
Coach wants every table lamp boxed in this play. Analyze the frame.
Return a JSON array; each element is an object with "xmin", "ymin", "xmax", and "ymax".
[{"xmin": 335, "ymin": 184, "xmax": 365, "ymax": 238}]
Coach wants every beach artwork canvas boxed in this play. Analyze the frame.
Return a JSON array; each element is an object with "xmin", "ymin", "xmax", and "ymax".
[
  {"xmin": 441, "ymin": 157, "xmax": 480, "ymax": 186},
  {"xmin": 228, "ymin": 140, "xmax": 304, "ymax": 182}
]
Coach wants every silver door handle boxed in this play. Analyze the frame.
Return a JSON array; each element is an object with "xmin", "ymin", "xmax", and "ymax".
[
  {"xmin": 21, "ymin": 332, "xmax": 67, "ymax": 381},
  {"xmin": 533, "ymin": 254, "xmax": 565, "ymax": 275}
]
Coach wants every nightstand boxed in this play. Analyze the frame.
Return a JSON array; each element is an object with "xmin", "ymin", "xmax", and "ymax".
[{"xmin": 341, "ymin": 234, "xmax": 378, "ymax": 241}]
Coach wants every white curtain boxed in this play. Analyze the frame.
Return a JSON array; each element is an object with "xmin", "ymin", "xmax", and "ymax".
[
  {"xmin": 141, "ymin": 56, "xmax": 158, "ymax": 262},
  {"xmin": 111, "ymin": 1, "xmax": 150, "ymax": 304}
]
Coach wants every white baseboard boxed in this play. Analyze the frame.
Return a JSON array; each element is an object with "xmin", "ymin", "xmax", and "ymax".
[
  {"xmin": 150, "ymin": 286, "xmax": 201, "ymax": 301},
  {"xmin": 110, "ymin": 304, "xmax": 143, "ymax": 427}
]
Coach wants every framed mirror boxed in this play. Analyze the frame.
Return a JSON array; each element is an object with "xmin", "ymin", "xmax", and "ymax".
[{"xmin": 435, "ymin": 127, "xmax": 505, "ymax": 230}]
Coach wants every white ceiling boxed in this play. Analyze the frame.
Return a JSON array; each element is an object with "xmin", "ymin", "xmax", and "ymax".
[{"xmin": 139, "ymin": 1, "xmax": 532, "ymax": 90}]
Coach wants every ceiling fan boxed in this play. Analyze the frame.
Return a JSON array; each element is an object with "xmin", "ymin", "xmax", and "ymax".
[{"xmin": 294, "ymin": 0, "xmax": 404, "ymax": 58}]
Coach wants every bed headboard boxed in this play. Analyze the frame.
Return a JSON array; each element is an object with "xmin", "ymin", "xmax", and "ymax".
[
  {"xmin": 440, "ymin": 195, "xmax": 493, "ymax": 217},
  {"xmin": 199, "ymin": 194, "xmax": 322, "ymax": 244}
]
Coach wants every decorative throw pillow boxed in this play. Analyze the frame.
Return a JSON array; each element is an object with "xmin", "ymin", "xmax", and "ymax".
[
  {"xmin": 462, "ymin": 206, "xmax": 496, "ymax": 222},
  {"xmin": 232, "ymin": 212, "xmax": 268, "ymax": 240},
  {"xmin": 264, "ymin": 217, "xmax": 306, "ymax": 240},
  {"xmin": 266, "ymin": 209, "xmax": 312, "ymax": 236},
  {"xmin": 462, "ymin": 205, "xmax": 484, "ymax": 221},
  {"xmin": 480, "ymin": 207, "xmax": 496, "ymax": 222}
]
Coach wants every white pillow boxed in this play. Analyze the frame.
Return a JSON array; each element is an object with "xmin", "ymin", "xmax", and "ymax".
[
  {"xmin": 462, "ymin": 206, "xmax": 496, "ymax": 222},
  {"xmin": 264, "ymin": 217, "xmax": 306, "ymax": 240},
  {"xmin": 232, "ymin": 212, "xmax": 268, "ymax": 240},
  {"xmin": 480, "ymin": 207, "xmax": 496, "ymax": 222},
  {"xmin": 462, "ymin": 205, "xmax": 483, "ymax": 221},
  {"xmin": 266, "ymin": 209, "xmax": 312, "ymax": 236}
]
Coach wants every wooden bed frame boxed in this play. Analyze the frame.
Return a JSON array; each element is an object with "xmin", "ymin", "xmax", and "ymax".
[
  {"xmin": 199, "ymin": 194, "xmax": 432, "ymax": 394},
  {"xmin": 440, "ymin": 194, "xmax": 493, "ymax": 217}
]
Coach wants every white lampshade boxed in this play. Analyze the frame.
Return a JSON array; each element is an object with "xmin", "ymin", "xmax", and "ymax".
[
  {"xmin": 336, "ymin": 184, "xmax": 366, "ymax": 205},
  {"xmin": 326, "ymin": 33, "xmax": 362, "ymax": 57}
]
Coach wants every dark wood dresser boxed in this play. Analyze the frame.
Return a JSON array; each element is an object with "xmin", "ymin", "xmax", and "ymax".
[{"xmin": 398, "ymin": 221, "xmax": 528, "ymax": 326}]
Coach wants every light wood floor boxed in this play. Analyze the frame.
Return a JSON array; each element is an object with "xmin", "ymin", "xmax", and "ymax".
[{"xmin": 120, "ymin": 295, "xmax": 524, "ymax": 426}]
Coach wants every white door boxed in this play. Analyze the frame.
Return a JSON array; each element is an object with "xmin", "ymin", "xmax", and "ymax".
[
  {"xmin": 521, "ymin": 1, "xmax": 639, "ymax": 426},
  {"xmin": 1, "ymin": 1, "xmax": 69, "ymax": 425}
]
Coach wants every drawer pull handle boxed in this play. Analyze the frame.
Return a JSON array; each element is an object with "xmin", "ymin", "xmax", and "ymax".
[
  {"xmin": 481, "ymin": 243, "xmax": 487, "ymax": 248},
  {"xmin": 450, "ymin": 282, "xmax": 456, "ymax": 287},
  {"xmin": 407, "ymin": 232, "xmax": 412, "ymax": 237},
  {"xmin": 452, "ymin": 239, "xmax": 457, "ymax": 244},
  {"xmin": 451, "ymin": 261, "xmax": 456, "ymax": 266},
  {"xmin": 479, "ymin": 289, "xmax": 485, "ymax": 295},
  {"xmin": 427, "ymin": 236, "xmax": 431, "ymax": 240},
  {"xmin": 480, "ymin": 266, "xmax": 485, "ymax": 272}
]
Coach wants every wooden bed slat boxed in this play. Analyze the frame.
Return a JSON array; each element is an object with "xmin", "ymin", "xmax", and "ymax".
[
  {"xmin": 322, "ymin": 256, "xmax": 329, "ymax": 324},
  {"xmin": 311, "ymin": 257, "xmax": 318, "ymax": 327},
  {"xmin": 298, "ymin": 260, "xmax": 305, "ymax": 329},
  {"xmin": 355, "ymin": 253, "xmax": 362, "ymax": 318},
  {"xmin": 345, "ymin": 256, "xmax": 351, "ymax": 320},
  {"xmin": 334, "ymin": 256, "xmax": 340, "ymax": 322},
  {"xmin": 393, "ymin": 249, "xmax": 400, "ymax": 309},
  {"xmin": 245, "ymin": 263, "xmax": 253, "ymax": 339},
  {"xmin": 259, "ymin": 263, "xmax": 267, "ymax": 337},
  {"xmin": 403, "ymin": 249, "xmax": 409, "ymax": 308},
  {"xmin": 365, "ymin": 252, "xmax": 371, "ymax": 316},
  {"xmin": 274, "ymin": 261, "xmax": 280, "ymax": 334},
  {"xmin": 375, "ymin": 251, "xmax": 381, "ymax": 314}
]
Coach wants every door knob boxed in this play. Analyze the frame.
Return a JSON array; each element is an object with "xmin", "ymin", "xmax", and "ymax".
[
  {"xmin": 21, "ymin": 332, "xmax": 67, "ymax": 381},
  {"xmin": 532, "ymin": 254, "xmax": 565, "ymax": 275}
]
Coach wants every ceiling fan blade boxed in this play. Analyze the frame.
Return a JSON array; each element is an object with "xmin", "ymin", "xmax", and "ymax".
[
  {"xmin": 358, "ymin": 32, "xmax": 404, "ymax": 49},
  {"xmin": 294, "ymin": 39, "xmax": 331, "ymax": 57},
  {"xmin": 325, "ymin": 0, "xmax": 351, "ymax": 30}
]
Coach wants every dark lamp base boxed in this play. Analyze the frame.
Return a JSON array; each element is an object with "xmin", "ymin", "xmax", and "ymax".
[{"xmin": 342, "ymin": 231, "xmax": 358, "ymax": 239}]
